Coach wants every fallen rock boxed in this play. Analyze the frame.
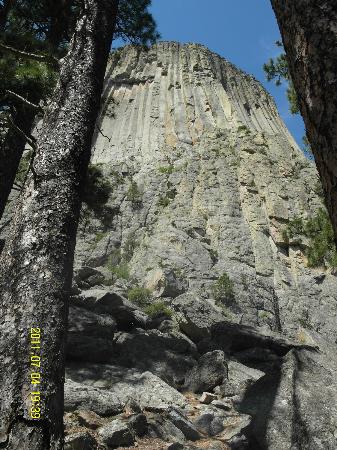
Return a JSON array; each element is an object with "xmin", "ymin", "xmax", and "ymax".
[
  {"xmin": 64, "ymin": 379, "xmax": 123, "ymax": 416},
  {"xmin": 185, "ymin": 350, "xmax": 227, "ymax": 393},
  {"xmin": 128, "ymin": 413, "xmax": 148, "ymax": 437},
  {"xmin": 72, "ymin": 288, "xmax": 147, "ymax": 329},
  {"xmin": 211, "ymin": 399, "xmax": 233, "ymax": 411},
  {"xmin": 66, "ymin": 364, "xmax": 188, "ymax": 413},
  {"xmin": 98, "ymin": 419, "xmax": 134, "ymax": 448},
  {"xmin": 200, "ymin": 392, "xmax": 218, "ymax": 404},
  {"xmin": 112, "ymin": 328, "xmax": 197, "ymax": 386},
  {"xmin": 76, "ymin": 410, "xmax": 104, "ymax": 430},
  {"xmin": 74, "ymin": 266, "xmax": 105, "ymax": 289},
  {"xmin": 224, "ymin": 360, "xmax": 265, "ymax": 399},
  {"xmin": 144, "ymin": 268, "xmax": 187, "ymax": 298},
  {"xmin": 64, "ymin": 431, "xmax": 97, "ymax": 450},
  {"xmin": 67, "ymin": 305, "xmax": 116, "ymax": 362},
  {"xmin": 219, "ymin": 414, "xmax": 251, "ymax": 440},
  {"xmin": 193, "ymin": 410, "xmax": 224, "ymax": 436},
  {"xmin": 172, "ymin": 293, "xmax": 226, "ymax": 342},
  {"xmin": 167, "ymin": 408, "xmax": 201, "ymax": 441},
  {"xmin": 148, "ymin": 414, "xmax": 186, "ymax": 443}
]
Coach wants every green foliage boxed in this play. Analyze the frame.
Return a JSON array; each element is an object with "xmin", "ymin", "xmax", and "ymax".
[
  {"xmin": 157, "ymin": 195, "xmax": 170, "ymax": 208},
  {"xmin": 144, "ymin": 302, "xmax": 173, "ymax": 318},
  {"xmin": 94, "ymin": 231, "xmax": 108, "ymax": 244},
  {"xmin": 212, "ymin": 272, "xmax": 235, "ymax": 305},
  {"xmin": 158, "ymin": 165, "xmax": 174, "ymax": 174},
  {"xmin": 263, "ymin": 42, "xmax": 299, "ymax": 115},
  {"xmin": 110, "ymin": 262, "xmax": 130, "ymax": 280},
  {"xmin": 237, "ymin": 125, "xmax": 250, "ymax": 134},
  {"xmin": 284, "ymin": 209, "xmax": 337, "ymax": 268},
  {"xmin": 305, "ymin": 209, "xmax": 337, "ymax": 268},
  {"xmin": 127, "ymin": 286, "xmax": 151, "ymax": 306},
  {"xmin": 287, "ymin": 217, "xmax": 305, "ymax": 238},
  {"xmin": 82, "ymin": 164, "xmax": 112, "ymax": 212},
  {"xmin": 126, "ymin": 180, "xmax": 142, "ymax": 205}
]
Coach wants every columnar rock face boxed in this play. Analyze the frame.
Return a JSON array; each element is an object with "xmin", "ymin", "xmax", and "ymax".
[
  {"xmin": 3, "ymin": 42, "xmax": 335, "ymax": 449},
  {"xmin": 65, "ymin": 43, "xmax": 337, "ymax": 449},
  {"xmin": 76, "ymin": 42, "xmax": 336, "ymax": 342}
]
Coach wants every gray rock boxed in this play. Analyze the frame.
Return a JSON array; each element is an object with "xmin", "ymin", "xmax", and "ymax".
[
  {"xmin": 211, "ymin": 399, "xmax": 233, "ymax": 411},
  {"xmin": 67, "ymin": 305, "xmax": 116, "ymax": 362},
  {"xmin": 66, "ymin": 364, "xmax": 188, "ymax": 413},
  {"xmin": 76, "ymin": 410, "xmax": 104, "ymax": 430},
  {"xmin": 193, "ymin": 411, "xmax": 224, "ymax": 436},
  {"xmin": 172, "ymin": 293, "xmax": 226, "ymax": 342},
  {"xmin": 185, "ymin": 350, "xmax": 227, "ymax": 393},
  {"xmin": 148, "ymin": 415, "xmax": 186, "ymax": 443},
  {"xmin": 74, "ymin": 266, "xmax": 105, "ymax": 289},
  {"xmin": 167, "ymin": 408, "xmax": 201, "ymax": 441},
  {"xmin": 128, "ymin": 413, "xmax": 148, "ymax": 437},
  {"xmin": 224, "ymin": 360, "xmax": 265, "ymax": 399},
  {"xmin": 112, "ymin": 328, "xmax": 197, "ymax": 386},
  {"xmin": 64, "ymin": 431, "xmax": 97, "ymax": 450},
  {"xmin": 200, "ymin": 392, "xmax": 218, "ymax": 404},
  {"xmin": 98, "ymin": 419, "xmax": 134, "ymax": 448},
  {"xmin": 64, "ymin": 379, "xmax": 123, "ymax": 416},
  {"xmin": 72, "ymin": 288, "xmax": 147, "ymax": 329}
]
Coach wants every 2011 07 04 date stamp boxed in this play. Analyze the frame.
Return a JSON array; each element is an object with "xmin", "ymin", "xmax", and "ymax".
[{"xmin": 29, "ymin": 327, "xmax": 42, "ymax": 419}]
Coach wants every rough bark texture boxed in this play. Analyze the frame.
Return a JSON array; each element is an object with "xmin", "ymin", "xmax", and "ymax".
[
  {"xmin": 0, "ymin": 109, "xmax": 35, "ymax": 221},
  {"xmin": 0, "ymin": 0, "xmax": 118, "ymax": 448},
  {"xmin": 270, "ymin": 0, "xmax": 337, "ymax": 240}
]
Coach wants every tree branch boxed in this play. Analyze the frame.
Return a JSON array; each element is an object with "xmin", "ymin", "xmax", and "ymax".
[
  {"xmin": 0, "ymin": 42, "xmax": 59, "ymax": 69},
  {"xmin": 5, "ymin": 90, "xmax": 42, "ymax": 112}
]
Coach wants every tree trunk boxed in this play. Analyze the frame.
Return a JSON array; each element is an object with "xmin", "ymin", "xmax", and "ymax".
[
  {"xmin": 0, "ymin": 0, "xmax": 15, "ymax": 30},
  {"xmin": 0, "ymin": 108, "xmax": 35, "ymax": 220},
  {"xmin": 0, "ymin": 0, "xmax": 118, "ymax": 448},
  {"xmin": 270, "ymin": 0, "xmax": 337, "ymax": 240}
]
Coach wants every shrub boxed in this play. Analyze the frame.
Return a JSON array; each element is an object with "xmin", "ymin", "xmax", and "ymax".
[
  {"xmin": 126, "ymin": 180, "xmax": 142, "ymax": 205},
  {"xmin": 284, "ymin": 209, "xmax": 337, "ymax": 268},
  {"xmin": 212, "ymin": 272, "xmax": 235, "ymax": 305},
  {"xmin": 158, "ymin": 165, "xmax": 174, "ymax": 175},
  {"xmin": 305, "ymin": 209, "xmax": 337, "ymax": 267},
  {"xmin": 127, "ymin": 287, "xmax": 151, "ymax": 306},
  {"xmin": 111, "ymin": 263, "xmax": 130, "ymax": 280},
  {"xmin": 83, "ymin": 164, "xmax": 112, "ymax": 211},
  {"xmin": 144, "ymin": 302, "xmax": 173, "ymax": 318}
]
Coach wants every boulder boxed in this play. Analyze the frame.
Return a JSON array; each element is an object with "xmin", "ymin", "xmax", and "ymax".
[
  {"xmin": 172, "ymin": 293, "xmax": 226, "ymax": 342},
  {"xmin": 112, "ymin": 328, "xmax": 197, "ymax": 386},
  {"xmin": 223, "ymin": 360, "xmax": 265, "ymax": 399},
  {"xmin": 184, "ymin": 350, "xmax": 227, "ymax": 393},
  {"xmin": 67, "ymin": 305, "xmax": 116, "ymax": 362},
  {"xmin": 167, "ymin": 408, "xmax": 201, "ymax": 441},
  {"xmin": 72, "ymin": 288, "xmax": 147, "ymax": 329},
  {"xmin": 66, "ymin": 364, "xmax": 188, "ymax": 413},
  {"xmin": 98, "ymin": 419, "xmax": 134, "ymax": 448},
  {"xmin": 76, "ymin": 410, "xmax": 104, "ymax": 430},
  {"xmin": 128, "ymin": 413, "xmax": 148, "ymax": 437},
  {"xmin": 64, "ymin": 379, "xmax": 123, "ymax": 416},
  {"xmin": 200, "ymin": 392, "xmax": 218, "ymax": 404},
  {"xmin": 64, "ymin": 431, "xmax": 97, "ymax": 450},
  {"xmin": 144, "ymin": 268, "xmax": 187, "ymax": 298}
]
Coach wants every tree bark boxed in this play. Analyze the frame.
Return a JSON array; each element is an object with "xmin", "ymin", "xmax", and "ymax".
[
  {"xmin": 270, "ymin": 0, "xmax": 337, "ymax": 240},
  {"xmin": 0, "ymin": 0, "xmax": 119, "ymax": 448},
  {"xmin": 0, "ymin": 108, "xmax": 36, "ymax": 220}
]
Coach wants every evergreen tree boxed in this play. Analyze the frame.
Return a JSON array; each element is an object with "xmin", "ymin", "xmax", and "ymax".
[{"xmin": 270, "ymin": 0, "xmax": 337, "ymax": 241}]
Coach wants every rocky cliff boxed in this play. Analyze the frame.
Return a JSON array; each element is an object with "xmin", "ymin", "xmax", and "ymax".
[{"xmin": 17, "ymin": 42, "xmax": 337, "ymax": 449}]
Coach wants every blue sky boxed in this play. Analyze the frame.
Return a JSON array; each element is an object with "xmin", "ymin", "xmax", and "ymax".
[{"xmin": 148, "ymin": 0, "xmax": 305, "ymax": 147}]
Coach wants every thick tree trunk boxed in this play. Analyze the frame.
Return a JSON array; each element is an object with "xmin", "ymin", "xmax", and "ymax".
[
  {"xmin": 270, "ymin": 0, "xmax": 337, "ymax": 240},
  {"xmin": 0, "ymin": 108, "xmax": 35, "ymax": 220},
  {"xmin": 0, "ymin": 0, "xmax": 118, "ymax": 448}
]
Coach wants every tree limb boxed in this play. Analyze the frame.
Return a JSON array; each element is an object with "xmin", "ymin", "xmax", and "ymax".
[
  {"xmin": 5, "ymin": 90, "xmax": 42, "ymax": 112},
  {"xmin": 0, "ymin": 42, "xmax": 59, "ymax": 69}
]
